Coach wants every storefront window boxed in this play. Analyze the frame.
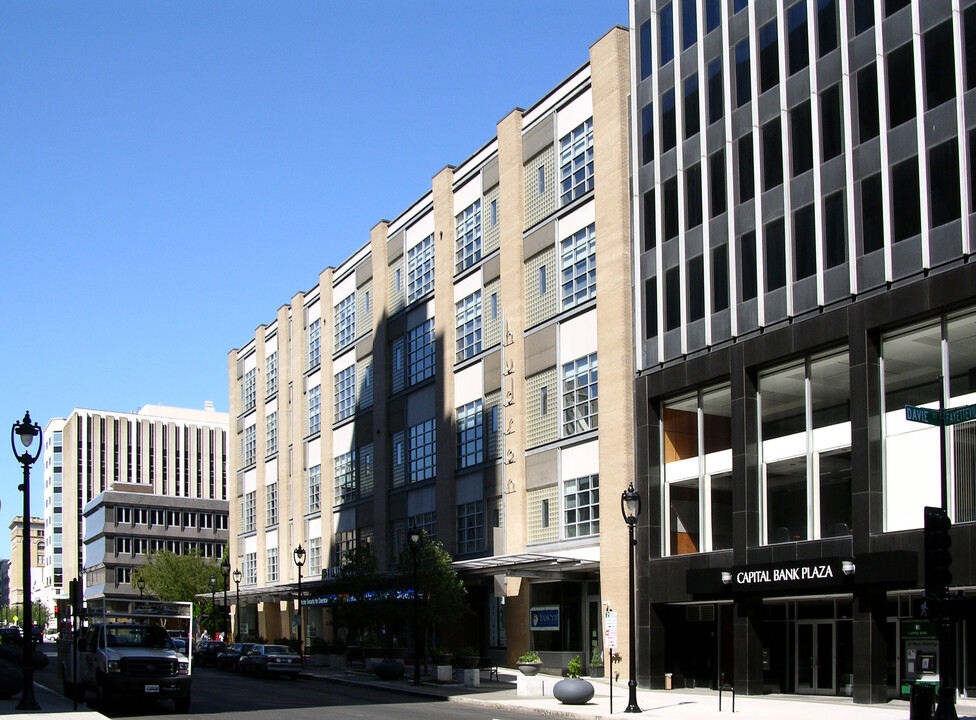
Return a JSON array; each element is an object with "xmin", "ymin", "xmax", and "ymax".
[
  {"xmin": 662, "ymin": 385, "xmax": 732, "ymax": 554},
  {"xmin": 528, "ymin": 581, "xmax": 583, "ymax": 653}
]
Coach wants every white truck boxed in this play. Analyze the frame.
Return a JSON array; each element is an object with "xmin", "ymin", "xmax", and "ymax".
[{"xmin": 58, "ymin": 598, "xmax": 193, "ymax": 712}]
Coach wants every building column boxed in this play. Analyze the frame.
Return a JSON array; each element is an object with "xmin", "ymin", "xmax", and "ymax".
[
  {"xmin": 732, "ymin": 597, "xmax": 764, "ymax": 695},
  {"xmin": 853, "ymin": 589, "xmax": 888, "ymax": 704}
]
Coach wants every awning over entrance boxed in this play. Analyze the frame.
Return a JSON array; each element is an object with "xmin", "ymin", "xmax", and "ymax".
[{"xmin": 452, "ymin": 552, "xmax": 599, "ymax": 579}]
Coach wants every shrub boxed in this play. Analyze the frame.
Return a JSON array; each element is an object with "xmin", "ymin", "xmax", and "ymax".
[
  {"xmin": 567, "ymin": 655, "xmax": 582, "ymax": 679},
  {"xmin": 517, "ymin": 650, "xmax": 541, "ymax": 663},
  {"xmin": 590, "ymin": 647, "xmax": 604, "ymax": 665}
]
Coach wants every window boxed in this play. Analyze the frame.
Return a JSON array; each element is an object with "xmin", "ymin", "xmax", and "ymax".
[
  {"xmin": 969, "ymin": 6, "xmax": 976, "ymax": 91},
  {"xmin": 334, "ymin": 451, "xmax": 357, "ymax": 504},
  {"xmin": 457, "ymin": 500, "xmax": 485, "ymax": 555},
  {"xmin": 861, "ymin": 173, "xmax": 884, "ymax": 254},
  {"xmin": 333, "ymin": 530, "xmax": 356, "ymax": 566},
  {"xmin": 661, "ymin": 2, "xmax": 675, "ymax": 65},
  {"xmin": 456, "ymin": 399, "xmax": 484, "ymax": 469},
  {"xmin": 735, "ymin": 39, "xmax": 751, "ymax": 108},
  {"xmin": 244, "ymin": 552, "xmax": 257, "ymax": 585},
  {"xmin": 738, "ymin": 133, "xmax": 754, "ymax": 202},
  {"xmin": 707, "ymin": 59, "xmax": 723, "ymax": 125},
  {"xmin": 266, "ymin": 351, "xmax": 277, "ymax": 396},
  {"xmin": 823, "ymin": 191, "xmax": 847, "ymax": 269},
  {"xmin": 307, "ymin": 385, "xmax": 321, "ymax": 435},
  {"xmin": 686, "ymin": 163, "xmax": 702, "ymax": 229},
  {"xmin": 539, "ymin": 266, "xmax": 547, "ymax": 295},
  {"xmin": 641, "ymin": 103, "xmax": 654, "ymax": 164},
  {"xmin": 407, "ymin": 233, "xmax": 435, "ymax": 303},
  {"xmin": 762, "ymin": 118, "xmax": 783, "ymax": 190},
  {"xmin": 409, "ymin": 418, "xmax": 437, "ymax": 483},
  {"xmin": 765, "ymin": 218, "xmax": 786, "ymax": 290},
  {"xmin": 662, "ymin": 89, "xmax": 676, "ymax": 152},
  {"xmin": 243, "ymin": 425, "xmax": 256, "ymax": 467},
  {"xmin": 537, "ymin": 165, "xmax": 546, "ymax": 194},
  {"xmin": 540, "ymin": 386, "xmax": 549, "ymax": 415},
  {"xmin": 929, "ymin": 140, "xmax": 961, "ymax": 228},
  {"xmin": 793, "ymin": 204, "xmax": 816, "ymax": 280},
  {"xmin": 455, "ymin": 200, "xmax": 482, "ymax": 274},
  {"xmin": 712, "ymin": 244, "xmax": 730, "ymax": 312},
  {"xmin": 740, "ymin": 231, "xmax": 757, "ymax": 300},
  {"xmin": 243, "ymin": 491, "xmax": 256, "ymax": 533},
  {"xmin": 490, "ymin": 199, "xmax": 498, "ymax": 227},
  {"xmin": 307, "ymin": 319, "xmax": 321, "ymax": 370},
  {"xmin": 817, "ymin": 0, "xmax": 837, "ymax": 57},
  {"xmin": 688, "ymin": 254, "xmax": 705, "ymax": 322},
  {"xmin": 664, "ymin": 176, "xmax": 679, "ymax": 240},
  {"xmin": 820, "ymin": 84, "xmax": 843, "ymax": 161},
  {"xmin": 562, "ymin": 353, "xmax": 598, "ymax": 435},
  {"xmin": 857, "ymin": 63, "xmax": 879, "ymax": 142},
  {"xmin": 643, "ymin": 190, "xmax": 656, "ymax": 250},
  {"xmin": 266, "ymin": 481, "xmax": 278, "ymax": 526},
  {"xmin": 759, "ymin": 20, "xmax": 778, "ymax": 93},
  {"xmin": 308, "ymin": 537, "xmax": 322, "ymax": 576},
  {"xmin": 564, "ymin": 474, "xmax": 599, "ymax": 538},
  {"xmin": 644, "ymin": 279, "xmax": 658, "ymax": 338},
  {"xmin": 266, "ymin": 411, "xmax": 277, "ymax": 456},
  {"xmin": 734, "ymin": 0, "xmax": 747, "ymax": 11},
  {"xmin": 561, "ymin": 224, "xmax": 596, "ymax": 310},
  {"xmin": 925, "ymin": 22, "xmax": 955, "ymax": 110},
  {"xmin": 887, "ymin": 43, "xmax": 916, "ymax": 128},
  {"xmin": 892, "ymin": 156, "xmax": 921, "ymax": 242},
  {"xmin": 455, "ymin": 291, "xmax": 483, "ymax": 362},
  {"xmin": 334, "ymin": 366, "xmax": 356, "ymax": 422},
  {"xmin": 560, "ymin": 119, "xmax": 594, "ymax": 204},
  {"xmin": 266, "ymin": 547, "xmax": 278, "ymax": 583},
  {"xmin": 116, "ymin": 506, "xmax": 131, "ymax": 524},
  {"xmin": 408, "ymin": 318, "xmax": 436, "ymax": 385},
  {"xmin": 853, "ymin": 0, "xmax": 874, "ymax": 35},
  {"xmin": 710, "ymin": 150, "xmax": 726, "ymax": 217},
  {"xmin": 640, "ymin": 19, "xmax": 652, "ymax": 80},
  {"xmin": 791, "ymin": 101, "xmax": 812, "ymax": 176},
  {"xmin": 665, "ymin": 267, "xmax": 681, "ymax": 331},
  {"xmin": 242, "ymin": 369, "xmax": 256, "ymax": 412},
  {"xmin": 787, "ymin": 1, "xmax": 808, "ymax": 75},
  {"xmin": 705, "ymin": 0, "xmax": 720, "ymax": 33},
  {"xmin": 681, "ymin": 0, "xmax": 696, "ymax": 49},
  {"xmin": 334, "ymin": 294, "xmax": 356, "ymax": 351},
  {"xmin": 684, "ymin": 74, "xmax": 699, "ymax": 139},
  {"xmin": 307, "ymin": 464, "xmax": 321, "ymax": 514},
  {"xmin": 115, "ymin": 536, "xmax": 131, "ymax": 554},
  {"xmin": 116, "ymin": 567, "xmax": 131, "ymax": 585}
]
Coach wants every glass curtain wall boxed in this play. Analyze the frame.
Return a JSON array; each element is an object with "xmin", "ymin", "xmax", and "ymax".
[
  {"xmin": 759, "ymin": 352, "xmax": 851, "ymax": 544},
  {"xmin": 662, "ymin": 385, "xmax": 733, "ymax": 555}
]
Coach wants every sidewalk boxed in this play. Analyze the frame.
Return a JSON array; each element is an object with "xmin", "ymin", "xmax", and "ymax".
[
  {"xmin": 298, "ymin": 663, "xmax": 976, "ymax": 720},
  {"xmin": 0, "ymin": 679, "xmax": 104, "ymax": 720}
]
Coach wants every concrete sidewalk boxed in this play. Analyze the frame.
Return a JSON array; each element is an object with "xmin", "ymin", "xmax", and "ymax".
[
  {"xmin": 0, "ymin": 679, "xmax": 104, "ymax": 720},
  {"xmin": 298, "ymin": 663, "xmax": 976, "ymax": 720}
]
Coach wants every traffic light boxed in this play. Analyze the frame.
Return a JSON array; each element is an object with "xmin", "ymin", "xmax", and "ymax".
[{"xmin": 924, "ymin": 506, "xmax": 952, "ymax": 596}]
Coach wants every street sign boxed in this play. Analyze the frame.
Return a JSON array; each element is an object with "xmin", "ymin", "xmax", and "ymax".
[
  {"xmin": 944, "ymin": 404, "xmax": 976, "ymax": 426},
  {"xmin": 905, "ymin": 405, "xmax": 942, "ymax": 426},
  {"xmin": 604, "ymin": 610, "xmax": 618, "ymax": 649}
]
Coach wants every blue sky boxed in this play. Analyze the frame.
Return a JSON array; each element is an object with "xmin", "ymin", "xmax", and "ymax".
[{"xmin": 0, "ymin": 1, "xmax": 627, "ymax": 556}]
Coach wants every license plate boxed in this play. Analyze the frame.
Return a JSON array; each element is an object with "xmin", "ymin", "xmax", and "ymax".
[{"xmin": 145, "ymin": 684, "xmax": 160, "ymax": 693}]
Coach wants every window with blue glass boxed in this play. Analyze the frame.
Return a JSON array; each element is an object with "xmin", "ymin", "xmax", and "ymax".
[
  {"xmin": 705, "ymin": 0, "xmax": 720, "ymax": 33},
  {"xmin": 640, "ymin": 19, "xmax": 653, "ymax": 80},
  {"xmin": 735, "ymin": 39, "xmax": 751, "ymax": 107},
  {"xmin": 707, "ymin": 59, "xmax": 723, "ymax": 125},
  {"xmin": 681, "ymin": 0, "xmax": 696, "ymax": 50},
  {"xmin": 662, "ymin": 89, "xmax": 676, "ymax": 152},
  {"xmin": 456, "ymin": 399, "xmax": 484, "ymax": 469},
  {"xmin": 641, "ymin": 102, "xmax": 655, "ymax": 164},
  {"xmin": 759, "ymin": 20, "xmax": 778, "ymax": 93},
  {"xmin": 684, "ymin": 73, "xmax": 699, "ymax": 138},
  {"xmin": 787, "ymin": 1, "xmax": 808, "ymax": 76},
  {"xmin": 660, "ymin": 3, "xmax": 675, "ymax": 65}
]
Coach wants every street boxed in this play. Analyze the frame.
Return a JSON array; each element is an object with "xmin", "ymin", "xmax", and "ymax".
[{"xmin": 33, "ymin": 645, "xmax": 536, "ymax": 720}]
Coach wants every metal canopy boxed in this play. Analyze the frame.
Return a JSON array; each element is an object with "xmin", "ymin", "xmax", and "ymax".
[{"xmin": 451, "ymin": 552, "xmax": 599, "ymax": 578}]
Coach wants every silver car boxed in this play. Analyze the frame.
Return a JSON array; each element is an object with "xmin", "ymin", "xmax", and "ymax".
[{"xmin": 239, "ymin": 644, "xmax": 301, "ymax": 679}]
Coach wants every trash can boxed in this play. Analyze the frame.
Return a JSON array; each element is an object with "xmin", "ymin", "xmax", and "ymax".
[
  {"xmin": 664, "ymin": 673, "xmax": 672, "ymax": 690},
  {"xmin": 909, "ymin": 682, "xmax": 935, "ymax": 720}
]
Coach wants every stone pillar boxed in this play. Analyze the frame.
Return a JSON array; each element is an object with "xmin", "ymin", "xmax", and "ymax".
[
  {"xmin": 853, "ymin": 590, "xmax": 888, "ymax": 704},
  {"xmin": 732, "ymin": 597, "xmax": 764, "ymax": 695}
]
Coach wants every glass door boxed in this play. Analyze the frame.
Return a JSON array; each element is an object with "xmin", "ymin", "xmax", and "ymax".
[{"xmin": 796, "ymin": 620, "xmax": 836, "ymax": 694}]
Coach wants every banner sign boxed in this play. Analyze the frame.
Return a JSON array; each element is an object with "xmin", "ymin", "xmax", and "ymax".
[
  {"xmin": 530, "ymin": 605, "xmax": 560, "ymax": 631},
  {"xmin": 722, "ymin": 558, "xmax": 851, "ymax": 593}
]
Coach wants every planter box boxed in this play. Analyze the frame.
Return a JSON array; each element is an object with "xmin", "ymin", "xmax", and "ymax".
[{"xmin": 589, "ymin": 664, "xmax": 605, "ymax": 678}]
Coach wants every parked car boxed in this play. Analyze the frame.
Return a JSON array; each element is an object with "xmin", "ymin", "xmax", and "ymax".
[
  {"xmin": 172, "ymin": 637, "xmax": 189, "ymax": 656},
  {"xmin": 239, "ymin": 644, "xmax": 301, "ymax": 679},
  {"xmin": 193, "ymin": 640, "xmax": 227, "ymax": 667},
  {"xmin": 0, "ymin": 627, "xmax": 22, "ymax": 644},
  {"xmin": 216, "ymin": 643, "xmax": 254, "ymax": 671}
]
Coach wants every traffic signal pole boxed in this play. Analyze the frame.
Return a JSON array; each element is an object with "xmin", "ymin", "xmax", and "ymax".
[{"xmin": 934, "ymin": 375, "xmax": 956, "ymax": 720}]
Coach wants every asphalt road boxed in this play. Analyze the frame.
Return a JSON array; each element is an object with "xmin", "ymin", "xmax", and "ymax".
[{"xmin": 33, "ymin": 647, "xmax": 534, "ymax": 720}]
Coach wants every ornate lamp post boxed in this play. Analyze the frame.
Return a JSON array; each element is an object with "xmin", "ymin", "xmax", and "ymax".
[
  {"xmin": 11, "ymin": 411, "xmax": 42, "ymax": 711},
  {"xmin": 407, "ymin": 526, "xmax": 424, "ymax": 686},
  {"xmin": 209, "ymin": 574, "xmax": 216, "ymax": 637},
  {"xmin": 293, "ymin": 544, "xmax": 306, "ymax": 667},
  {"xmin": 233, "ymin": 568, "xmax": 242, "ymax": 641},
  {"xmin": 621, "ymin": 481, "xmax": 642, "ymax": 714},
  {"xmin": 220, "ymin": 556, "xmax": 230, "ymax": 640},
  {"xmin": 137, "ymin": 576, "xmax": 146, "ymax": 599}
]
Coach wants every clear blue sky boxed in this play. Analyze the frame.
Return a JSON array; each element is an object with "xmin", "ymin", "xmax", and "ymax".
[{"xmin": 0, "ymin": 1, "xmax": 628, "ymax": 556}]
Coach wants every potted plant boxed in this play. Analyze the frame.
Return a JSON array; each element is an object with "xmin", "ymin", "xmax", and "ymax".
[
  {"xmin": 458, "ymin": 646, "xmax": 480, "ymax": 669},
  {"xmin": 431, "ymin": 647, "xmax": 452, "ymax": 665},
  {"xmin": 589, "ymin": 647, "xmax": 605, "ymax": 678},
  {"xmin": 553, "ymin": 655, "xmax": 594, "ymax": 705},
  {"xmin": 517, "ymin": 650, "xmax": 543, "ymax": 676}
]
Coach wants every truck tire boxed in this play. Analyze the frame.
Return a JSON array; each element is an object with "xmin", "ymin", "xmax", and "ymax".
[
  {"xmin": 174, "ymin": 695, "xmax": 191, "ymax": 713},
  {"xmin": 95, "ymin": 672, "xmax": 113, "ymax": 711}
]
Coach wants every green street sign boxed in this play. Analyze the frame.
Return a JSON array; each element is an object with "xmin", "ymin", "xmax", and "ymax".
[
  {"xmin": 944, "ymin": 404, "xmax": 976, "ymax": 426},
  {"xmin": 905, "ymin": 405, "xmax": 942, "ymax": 426}
]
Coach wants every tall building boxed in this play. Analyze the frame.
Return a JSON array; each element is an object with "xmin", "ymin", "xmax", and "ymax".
[
  {"xmin": 42, "ymin": 404, "xmax": 230, "ymax": 604},
  {"xmin": 228, "ymin": 27, "xmax": 635, "ymax": 666},
  {"xmin": 632, "ymin": 0, "xmax": 976, "ymax": 704},
  {"xmin": 8, "ymin": 516, "xmax": 44, "ymax": 608},
  {"xmin": 0, "ymin": 559, "xmax": 10, "ymax": 612}
]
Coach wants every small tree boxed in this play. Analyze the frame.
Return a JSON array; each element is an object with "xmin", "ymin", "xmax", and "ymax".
[
  {"xmin": 133, "ymin": 550, "xmax": 229, "ymax": 631},
  {"xmin": 334, "ymin": 543, "xmax": 380, "ymax": 644}
]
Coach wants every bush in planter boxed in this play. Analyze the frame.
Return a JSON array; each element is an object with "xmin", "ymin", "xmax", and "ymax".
[
  {"xmin": 458, "ymin": 647, "xmax": 480, "ymax": 669},
  {"xmin": 553, "ymin": 655, "xmax": 594, "ymax": 705},
  {"xmin": 589, "ymin": 647, "xmax": 605, "ymax": 677},
  {"xmin": 517, "ymin": 650, "xmax": 542, "ymax": 676},
  {"xmin": 431, "ymin": 647, "xmax": 452, "ymax": 665}
]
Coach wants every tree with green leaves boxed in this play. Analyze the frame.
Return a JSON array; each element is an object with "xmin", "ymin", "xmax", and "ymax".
[
  {"xmin": 334, "ymin": 543, "xmax": 381, "ymax": 644},
  {"xmin": 133, "ymin": 550, "xmax": 228, "ymax": 633},
  {"xmin": 396, "ymin": 533, "xmax": 470, "ymax": 651}
]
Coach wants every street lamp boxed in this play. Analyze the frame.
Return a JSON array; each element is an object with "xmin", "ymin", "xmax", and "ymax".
[
  {"xmin": 407, "ymin": 526, "xmax": 423, "ymax": 686},
  {"xmin": 232, "ymin": 568, "xmax": 242, "ymax": 642},
  {"xmin": 11, "ymin": 411, "xmax": 42, "ymax": 711},
  {"xmin": 137, "ymin": 576, "xmax": 145, "ymax": 599},
  {"xmin": 293, "ymin": 544, "xmax": 306, "ymax": 667},
  {"xmin": 221, "ymin": 556, "xmax": 230, "ymax": 640},
  {"xmin": 621, "ymin": 481, "xmax": 642, "ymax": 714},
  {"xmin": 209, "ymin": 574, "xmax": 216, "ymax": 637}
]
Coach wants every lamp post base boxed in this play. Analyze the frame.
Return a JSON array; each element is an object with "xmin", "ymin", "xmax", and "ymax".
[{"xmin": 624, "ymin": 680, "xmax": 642, "ymax": 713}]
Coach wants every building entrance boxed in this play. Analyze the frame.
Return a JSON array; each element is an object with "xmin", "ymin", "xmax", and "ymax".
[{"xmin": 796, "ymin": 620, "xmax": 835, "ymax": 695}]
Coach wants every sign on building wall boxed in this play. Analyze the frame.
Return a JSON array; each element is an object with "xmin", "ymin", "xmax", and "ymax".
[{"xmin": 529, "ymin": 605, "xmax": 560, "ymax": 631}]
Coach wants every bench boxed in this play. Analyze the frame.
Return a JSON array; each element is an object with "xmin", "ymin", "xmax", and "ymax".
[{"xmin": 477, "ymin": 656, "xmax": 498, "ymax": 682}]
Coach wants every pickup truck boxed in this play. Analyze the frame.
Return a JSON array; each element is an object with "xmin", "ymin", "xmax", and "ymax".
[{"xmin": 70, "ymin": 622, "xmax": 191, "ymax": 712}]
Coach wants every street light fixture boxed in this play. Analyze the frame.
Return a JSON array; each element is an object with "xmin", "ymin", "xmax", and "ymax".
[
  {"xmin": 209, "ymin": 574, "xmax": 216, "ymax": 638},
  {"xmin": 232, "ymin": 568, "xmax": 242, "ymax": 642},
  {"xmin": 137, "ymin": 576, "xmax": 146, "ymax": 599},
  {"xmin": 620, "ymin": 481, "xmax": 642, "ymax": 714},
  {"xmin": 407, "ymin": 526, "xmax": 423, "ymax": 686},
  {"xmin": 293, "ymin": 544, "xmax": 306, "ymax": 667},
  {"xmin": 11, "ymin": 411, "xmax": 42, "ymax": 711},
  {"xmin": 221, "ymin": 556, "xmax": 231, "ymax": 640}
]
